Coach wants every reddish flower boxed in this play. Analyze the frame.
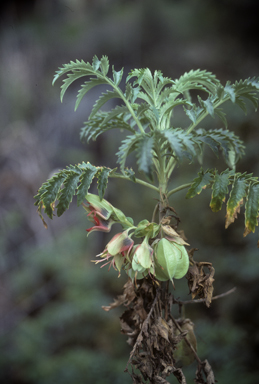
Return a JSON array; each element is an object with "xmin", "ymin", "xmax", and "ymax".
[
  {"xmin": 86, "ymin": 211, "xmax": 114, "ymax": 233},
  {"xmin": 93, "ymin": 231, "xmax": 134, "ymax": 275}
]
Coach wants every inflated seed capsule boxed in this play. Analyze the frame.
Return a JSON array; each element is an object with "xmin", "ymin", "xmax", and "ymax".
[{"xmin": 154, "ymin": 238, "xmax": 189, "ymax": 281}]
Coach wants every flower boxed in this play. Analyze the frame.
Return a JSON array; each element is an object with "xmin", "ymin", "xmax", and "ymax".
[
  {"xmin": 85, "ymin": 193, "xmax": 114, "ymax": 220},
  {"xmin": 86, "ymin": 211, "xmax": 114, "ymax": 233},
  {"xmin": 93, "ymin": 230, "xmax": 134, "ymax": 275},
  {"xmin": 107, "ymin": 231, "xmax": 134, "ymax": 256},
  {"xmin": 83, "ymin": 193, "xmax": 115, "ymax": 233}
]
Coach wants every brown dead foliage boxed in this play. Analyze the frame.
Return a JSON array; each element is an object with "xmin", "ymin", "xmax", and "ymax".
[
  {"xmin": 103, "ymin": 276, "xmax": 215, "ymax": 383},
  {"xmin": 186, "ymin": 249, "xmax": 215, "ymax": 307}
]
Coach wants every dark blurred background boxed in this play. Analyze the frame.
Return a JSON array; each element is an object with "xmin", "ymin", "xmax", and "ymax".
[{"xmin": 1, "ymin": 0, "xmax": 259, "ymax": 383}]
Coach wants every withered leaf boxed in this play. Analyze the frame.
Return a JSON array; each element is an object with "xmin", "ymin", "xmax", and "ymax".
[
  {"xmin": 102, "ymin": 279, "xmax": 136, "ymax": 311},
  {"xmin": 203, "ymin": 359, "xmax": 216, "ymax": 384},
  {"xmin": 186, "ymin": 252, "xmax": 215, "ymax": 307},
  {"xmin": 156, "ymin": 317, "xmax": 171, "ymax": 342},
  {"xmin": 102, "ymin": 294, "xmax": 127, "ymax": 311},
  {"xmin": 172, "ymin": 367, "xmax": 187, "ymax": 384},
  {"xmin": 195, "ymin": 359, "xmax": 216, "ymax": 384},
  {"xmin": 154, "ymin": 375, "xmax": 171, "ymax": 384}
]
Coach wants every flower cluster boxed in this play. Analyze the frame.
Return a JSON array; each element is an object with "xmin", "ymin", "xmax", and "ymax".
[{"xmin": 85, "ymin": 194, "xmax": 189, "ymax": 282}]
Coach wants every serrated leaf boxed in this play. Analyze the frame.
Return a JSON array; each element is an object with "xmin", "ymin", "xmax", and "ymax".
[
  {"xmin": 100, "ymin": 56, "xmax": 109, "ymax": 75},
  {"xmin": 112, "ymin": 66, "xmax": 123, "ymax": 85},
  {"xmin": 80, "ymin": 113, "xmax": 134, "ymax": 143},
  {"xmin": 186, "ymin": 169, "xmax": 213, "ymax": 199},
  {"xmin": 173, "ymin": 69, "xmax": 220, "ymax": 95},
  {"xmin": 225, "ymin": 176, "xmax": 247, "ymax": 228},
  {"xmin": 124, "ymin": 168, "xmax": 136, "ymax": 182},
  {"xmin": 41, "ymin": 172, "xmax": 67, "ymax": 219},
  {"xmin": 56, "ymin": 169, "xmax": 81, "ymax": 217},
  {"xmin": 136, "ymin": 135, "xmax": 154, "ymax": 180},
  {"xmin": 60, "ymin": 72, "xmax": 89, "ymax": 102},
  {"xmin": 92, "ymin": 56, "xmax": 101, "ymax": 71},
  {"xmin": 101, "ymin": 105, "xmax": 129, "ymax": 127},
  {"xmin": 210, "ymin": 170, "xmax": 232, "ymax": 212},
  {"xmin": 214, "ymin": 108, "xmax": 228, "ymax": 128},
  {"xmin": 224, "ymin": 83, "xmax": 235, "ymax": 103},
  {"xmin": 97, "ymin": 167, "xmax": 112, "ymax": 200},
  {"xmin": 75, "ymin": 78, "xmax": 106, "ymax": 111},
  {"xmin": 244, "ymin": 183, "xmax": 259, "ymax": 236},
  {"xmin": 89, "ymin": 90, "xmax": 121, "ymax": 118},
  {"xmin": 116, "ymin": 134, "xmax": 142, "ymax": 171},
  {"xmin": 199, "ymin": 96, "xmax": 214, "ymax": 117},
  {"xmin": 158, "ymin": 129, "xmax": 197, "ymax": 162},
  {"xmin": 184, "ymin": 105, "xmax": 203, "ymax": 124},
  {"xmin": 76, "ymin": 163, "xmax": 98, "ymax": 206}
]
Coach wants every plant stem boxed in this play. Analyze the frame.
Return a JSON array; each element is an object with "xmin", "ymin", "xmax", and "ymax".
[
  {"xmin": 106, "ymin": 78, "xmax": 146, "ymax": 135},
  {"xmin": 109, "ymin": 173, "xmax": 160, "ymax": 193},
  {"xmin": 167, "ymin": 183, "xmax": 192, "ymax": 197}
]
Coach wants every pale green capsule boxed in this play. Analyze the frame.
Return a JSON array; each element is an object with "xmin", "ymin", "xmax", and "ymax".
[
  {"xmin": 154, "ymin": 238, "xmax": 189, "ymax": 281},
  {"xmin": 173, "ymin": 246, "xmax": 189, "ymax": 279}
]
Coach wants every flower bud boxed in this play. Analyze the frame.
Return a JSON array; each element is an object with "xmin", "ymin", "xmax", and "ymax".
[
  {"xmin": 132, "ymin": 236, "xmax": 154, "ymax": 271},
  {"xmin": 107, "ymin": 231, "xmax": 134, "ymax": 256}
]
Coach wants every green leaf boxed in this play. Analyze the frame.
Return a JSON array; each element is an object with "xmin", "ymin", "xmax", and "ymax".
[
  {"xmin": 75, "ymin": 78, "xmax": 106, "ymax": 111},
  {"xmin": 112, "ymin": 66, "xmax": 124, "ymax": 85},
  {"xmin": 186, "ymin": 169, "xmax": 213, "ymax": 199},
  {"xmin": 225, "ymin": 176, "xmax": 247, "ymax": 228},
  {"xmin": 76, "ymin": 163, "xmax": 98, "ymax": 206},
  {"xmin": 244, "ymin": 183, "xmax": 259, "ymax": 236},
  {"xmin": 97, "ymin": 167, "xmax": 112, "ymax": 200},
  {"xmin": 92, "ymin": 56, "xmax": 101, "ymax": 71},
  {"xmin": 136, "ymin": 135, "xmax": 155, "ymax": 180},
  {"xmin": 116, "ymin": 134, "xmax": 142, "ymax": 172},
  {"xmin": 214, "ymin": 108, "xmax": 228, "ymax": 128},
  {"xmin": 158, "ymin": 129, "xmax": 197, "ymax": 162},
  {"xmin": 100, "ymin": 56, "xmax": 109, "ymax": 75},
  {"xmin": 224, "ymin": 83, "xmax": 235, "ymax": 103},
  {"xmin": 199, "ymin": 96, "xmax": 215, "ymax": 117},
  {"xmin": 56, "ymin": 167, "xmax": 81, "ymax": 217},
  {"xmin": 60, "ymin": 72, "xmax": 90, "ymax": 102},
  {"xmin": 89, "ymin": 90, "xmax": 121, "ymax": 119},
  {"xmin": 38, "ymin": 172, "xmax": 66, "ymax": 219},
  {"xmin": 210, "ymin": 170, "xmax": 232, "ymax": 212},
  {"xmin": 101, "ymin": 105, "xmax": 130, "ymax": 127},
  {"xmin": 172, "ymin": 69, "xmax": 220, "ymax": 95},
  {"xmin": 194, "ymin": 129, "xmax": 245, "ymax": 163},
  {"xmin": 80, "ymin": 113, "xmax": 134, "ymax": 143},
  {"xmin": 184, "ymin": 105, "xmax": 203, "ymax": 124}
]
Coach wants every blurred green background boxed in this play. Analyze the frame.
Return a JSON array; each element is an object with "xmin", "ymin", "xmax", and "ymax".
[{"xmin": 1, "ymin": 0, "xmax": 259, "ymax": 383}]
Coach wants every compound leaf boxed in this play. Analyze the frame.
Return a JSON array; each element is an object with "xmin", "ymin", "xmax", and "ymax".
[
  {"xmin": 57, "ymin": 166, "xmax": 81, "ymax": 216},
  {"xmin": 244, "ymin": 183, "xmax": 259, "ymax": 236},
  {"xmin": 89, "ymin": 90, "xmax": 121, "ymax": 119},
  {"xmin": 75, "ymin": 78, "xmax": 107, "ymax": 111},
  {"xmin": 76, "ymin": 163, "xmax": 98, "ymax": 206},
  {"xmin": 225, "ymin": 176, "xmax": 248, "ymax": 228},
  {"xmin": 36, "ymin": 172, "xmax": 66, "ymax": 219},
  {"xmin": 210, "ymin": 170, "xmax": 232, "ymax": 212},
  {"xmin": 97, "ymin": 167, "xmax": 112, "ymax": 200},
  {"xmin": 186, "ymin": 169, "xmax": 213, "ymax": 199},
  {"xmin": 116, "ymin": 134, "xmax": 142, "ymax": 172},
  {"xmin": 136, "ymin": 135, "xmax": 155, "ymax": 180}
]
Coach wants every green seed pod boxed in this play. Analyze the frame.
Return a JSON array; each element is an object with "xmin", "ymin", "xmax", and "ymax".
[{"xmin": 154, "ymin": 238, "xmax": 189, "ymax": 281}]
